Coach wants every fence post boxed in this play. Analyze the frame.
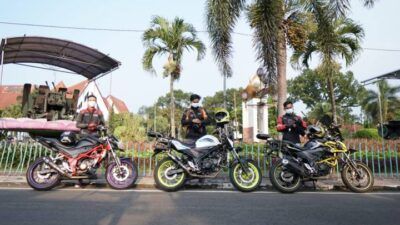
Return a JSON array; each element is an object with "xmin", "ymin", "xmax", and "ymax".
[
  {"xmin": 383, "ymin": 142, "xmax": 387, "ymax": 177},
  {"xmin": 257, "ymin": 143, "xmax": 260, "ymax": 168},
  {"xmin": 0, "ymin": 141, "xmax": 8, "ymax": 170},
  {"xmin": 7, "ymin": 143, "xmax": 19, "ymax": 175},
  {"xmin": 149, "ymin": 145, "xmax": 152, "ymax": 177},
  {"xmin": 371, "ymin": 145, "xmax": 375, "ymax": 176},
  {"xmin": 395, "ymin": 143, "xmax": 399, "ymax": 178}
]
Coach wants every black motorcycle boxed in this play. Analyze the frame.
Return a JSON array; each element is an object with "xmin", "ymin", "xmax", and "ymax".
[
  {"xmin": 148, "ymin": 126, "xmax": 262, "ymax": 192},
  {"xmin": 258, "ymin": 125, "xmax": 374, "ymax": 193}
]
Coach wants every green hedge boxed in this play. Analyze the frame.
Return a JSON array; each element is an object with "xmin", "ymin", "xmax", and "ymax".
[{"xmin": 352, "ymin": 129, "xmax": 381, "ymax": 140}]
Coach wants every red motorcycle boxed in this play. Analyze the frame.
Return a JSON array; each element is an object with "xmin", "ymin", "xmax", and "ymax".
[{"xmin": 26, "ymin": 127, "xmax": 137, "ymax": 190}]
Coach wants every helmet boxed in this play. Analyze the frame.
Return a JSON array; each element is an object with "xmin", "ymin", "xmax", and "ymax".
[
  {"xmin": 60, "ymin": 131, "xmax": 77, "ymax": 145},
  {"xmin": 307, "ymin": 125, "xmax": 325, "ymax": 139},
  {"xmin": 214, "ymin": 108, "xmax": 230, "ymax": 125}
]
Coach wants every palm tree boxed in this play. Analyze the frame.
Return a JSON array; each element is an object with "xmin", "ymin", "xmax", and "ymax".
[
  {"xmin": 291, "ymin": 3, "xmax": 364, "ymax": 123},
  {"xmin": 360, "ymin": 80, "xmax": 400, "ymax": 124},
  {"xmin": 142, "ymin": 16, "xmax": 206, "ymax": 137},
  {"xmin": 206, "ymin": 0, "xmax": 376, "ymax": 117},
  {"xmin": 207, "ymin": 0, "xmax": 309, "ymax": 116}
]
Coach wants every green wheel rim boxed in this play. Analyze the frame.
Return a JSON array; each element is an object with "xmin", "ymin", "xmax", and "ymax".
[
  {"xmin": 157, "ymin": 159, "xmax": 185, "ymax": 188},
  {"xmin": 233, "ymin": 162, "xmax": 260, "ymax": 190}
]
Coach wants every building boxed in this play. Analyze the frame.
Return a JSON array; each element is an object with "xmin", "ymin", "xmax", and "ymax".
[
  {"xmin": 241, "ymin": 74, "xmax": 269, "ymax": 143},
  {"xmin": 0, "ymin": 85, "xmax": 24, "ymax": 110}
]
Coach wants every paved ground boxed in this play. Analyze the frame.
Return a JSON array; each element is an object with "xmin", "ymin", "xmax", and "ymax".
[
  {"xmin": 1, "ymin": 175, "xmax": 400, "ymax": 191},
  {"xmin": 0, "ymin": 188, "xmax": 399, "ymax": 225}
]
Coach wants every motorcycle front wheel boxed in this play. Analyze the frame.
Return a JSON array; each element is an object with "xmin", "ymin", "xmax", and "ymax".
[
  {"xmin": 230, "ymin": 159, "xmax": 262, "ymax": 192},
  {"xmin": 341, "ymin": 162, "xmax": 374, "ymax": 193},
  {"xmin": 269, "ymin": 160, "xmax": 302, "ymax": 193},
  {"xmin": 106, "ymin": 159, "xmax": 138, "ymax": 189},
  {"xmin": 154, "ymin": 157, "xmax": 186, "ymax": 192},
  {"xmin": 26, "ymin": 158, "xmax": 61, "ymax": 191}
]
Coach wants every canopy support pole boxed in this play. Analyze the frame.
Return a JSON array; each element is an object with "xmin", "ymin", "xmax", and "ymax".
[{"xmin": 0, "ymin": 38, "xmax": 6, "ymax": 86}]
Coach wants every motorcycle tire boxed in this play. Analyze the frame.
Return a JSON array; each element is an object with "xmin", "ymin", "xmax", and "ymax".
[
  {"xmin": 26, "ymin": 158, "xmax": 61, "ymax": 191},
  {"xmin": 106, "ymin": 160, "xmax": 138, "ymax": 189},
  {"xmin": 229, "ymin": 159, "xmax": 262, "ymax": 192},
  {"xmin": 341, "ymin": 162, "xmax": 374, "ymax": 193},
  {"xmin": 269, "ymin": 160, "xmax": 302, "ymax": 193},
  {"xmin": 154, "ymin": 157, "xmax": 186, "ymax": 192}
]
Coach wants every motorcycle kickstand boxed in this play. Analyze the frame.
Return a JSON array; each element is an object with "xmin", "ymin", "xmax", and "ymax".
[{"xmin": 312, "ymin": 179, "xmax": 317, "ymax": 191}]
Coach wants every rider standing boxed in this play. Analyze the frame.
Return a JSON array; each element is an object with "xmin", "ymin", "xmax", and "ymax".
[
  {"xmin": 181, "ymin": 94, "xmax": 210, "ymax": 140},
  {"xmin": 276, "ymin": 100, "xmax": 307, "ymax": 144},
  {"xmin": 75, "ymin": 94, "xmax": 105, "ymax": 136}
]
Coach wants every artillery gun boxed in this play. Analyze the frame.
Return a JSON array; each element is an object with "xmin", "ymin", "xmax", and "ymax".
[{"xmin": 21, "ymin": 82, "xmax": 80, "ymax": 121}]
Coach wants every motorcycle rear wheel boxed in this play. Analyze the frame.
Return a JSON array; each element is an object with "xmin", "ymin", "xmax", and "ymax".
[
  {"xmin": 230, "ymin": 160, "xmax": 262, "ymax": 192},
  {"xmin": 269, "ymin": 160, "xmax": 302, "ymax": 193},
  {"xmin": 341, "ymin": 162, "xmax": 374, "ymax": 193},
  {"xmin": 26, "ymin": 158, "xmax": 61, "ymax": 191},
  {"xmin": 154, "ymin": 158, "xmax": 186, "ymax": 192}
]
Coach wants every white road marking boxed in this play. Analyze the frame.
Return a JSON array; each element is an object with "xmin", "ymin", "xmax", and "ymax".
[{"xmin": 0, "ymin": 187, "xmax": 399, "ymax": 195}]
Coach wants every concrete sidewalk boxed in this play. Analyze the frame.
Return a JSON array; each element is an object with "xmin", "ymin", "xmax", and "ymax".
[{"xmin": 0, "ymin": 175, "xmax": 399, "ymax": 191}]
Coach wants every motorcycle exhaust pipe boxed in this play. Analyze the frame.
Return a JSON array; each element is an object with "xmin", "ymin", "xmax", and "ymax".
[
  {"xmin": 42, "ymin": 157, "xmax": 72, "ymax": 178},
  {"xmin": 282, "ymin": 159, "xmax": 307, "ymax": 177}
]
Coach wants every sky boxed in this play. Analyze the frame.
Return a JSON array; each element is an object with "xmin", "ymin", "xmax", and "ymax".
[{"xmin": 0, "ymin": 0, "xmax": 400, "ymax": 114}]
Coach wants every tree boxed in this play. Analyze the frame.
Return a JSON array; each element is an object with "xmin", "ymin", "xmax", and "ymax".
[
  {"xmin": 206, "ymin": 0, "xmax": 310, "ymax": 116},
  {"xmin": 206, "ymin": 0, "xmax": 376, "ymax": 117},
  {"xmin": 360, "ymin": 80, "xmax": 400, "ymax": 124},
  {"xmin": 138, "ymin": 89, "xmax": 193, "ymax": 137},
  {"xmin": 113, "ymin": 113, "xmax": 147, "ymax": 143},
  {"xmin": 291, "ymin": 8, "xmax": 364, "ymax": 123},
  {"xmin": 0, "ymin": 104, "xmax": 22, "ymax": 118},
  {"xmin": 202, "ymin": 88, "xmax": 243, "ymax": 123},
  {"xmin": 288, "ymin": 66, "xmax": 364, "ymax": 109},
  {"xmin": 142, "ymin": 16, "xmax": 206, "ymax": 137}
]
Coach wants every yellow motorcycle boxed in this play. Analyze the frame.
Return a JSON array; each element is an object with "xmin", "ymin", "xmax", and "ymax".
[{"xmin": 257, "ymin": 125, "xmax": 374, "ymax": 193}]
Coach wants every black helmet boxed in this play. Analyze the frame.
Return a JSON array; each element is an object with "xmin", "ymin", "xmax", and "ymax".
[
  {"xmin": 60, "ymin": 131, "xmax": 77, "ymax": 145},
  {"xmin": 306, "ymin": 125, "xmax": 325, "ymax": 139}
]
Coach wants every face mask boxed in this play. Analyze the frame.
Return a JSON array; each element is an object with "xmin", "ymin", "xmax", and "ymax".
[
  {"xmin": 191, "ymin": 102, "xmax": 201, "ymax": 108},
  {"xmin": 88, "ymin": 101, "xmax": 97, "ymax": 108},
  {"xmin": 285, "ymin": 108, "xmax": 294, "ymax": 114}
]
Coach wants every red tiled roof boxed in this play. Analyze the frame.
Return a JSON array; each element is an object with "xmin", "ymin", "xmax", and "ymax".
[
  {"xmin": 0, "ymin": 85, "xmax": 23, "ymax": 110},
  {"xmin": 54, "ymin": 81, "xmax": 66, "ymax": 90},
  {"xmin": 64, "ymin": 80, "xmax": 88, "ymax": 98},
  {"xmin": 106, "ymin": 95, "xmax": 129, "ymax": 113},
  {"xmin": 67, "ymin": 80, "xmax": 88, "ymax": 93}
]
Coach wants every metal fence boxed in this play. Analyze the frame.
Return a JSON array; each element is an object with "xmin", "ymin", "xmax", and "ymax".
[{"xmin": 0, "ymin": 139, "xmax": 399, "ymax": 178}]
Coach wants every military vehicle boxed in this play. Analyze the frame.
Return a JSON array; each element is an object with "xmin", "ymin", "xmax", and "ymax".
[{"xmin": 21, "ymin": 82, "xmax": 80, "ymax": 121}]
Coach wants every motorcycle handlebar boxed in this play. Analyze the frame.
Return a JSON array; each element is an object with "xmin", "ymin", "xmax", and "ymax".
[{"xmin": 147, "ymin": 131, "xmax": 163, "ymax": 138}]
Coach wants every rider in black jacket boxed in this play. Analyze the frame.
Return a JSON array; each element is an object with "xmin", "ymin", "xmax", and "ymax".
[{"xmin": 181, "ymin": 94, "xmax": 210, "ymax": 140}]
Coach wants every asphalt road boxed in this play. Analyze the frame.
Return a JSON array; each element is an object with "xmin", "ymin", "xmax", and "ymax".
[{"xmin": 0, "ymin": 188, "xmax": 399, "ymax": 225}]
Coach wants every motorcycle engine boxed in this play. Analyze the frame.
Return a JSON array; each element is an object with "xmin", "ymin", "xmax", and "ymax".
[
  {"xmin": 78, "ymin": 159, "xmax": 96, "ymax": 172},
  {"xmin": 315, "ymin": 162, "xmax": 331, "ymax": 176},
  {"xmin": 200, "ymin": 151, "xmax": 223, "ymax": 172}
]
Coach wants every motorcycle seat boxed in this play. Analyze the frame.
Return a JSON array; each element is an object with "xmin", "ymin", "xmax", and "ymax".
[
  {"xmin": 256, "ymin": 134, "xmax": 270, "ymax": 140},
  {"xmin": 38, "ymin": 136, "xmax": 99, "ymax": 158},
  {"xmin": 284, "ymin": 141, "xmax": 308, "ymax": 152}
]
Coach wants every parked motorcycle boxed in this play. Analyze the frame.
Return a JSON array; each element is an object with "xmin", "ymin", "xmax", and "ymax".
[
  {"xmin": 26, "ymin": 126, "xmax": 138, "ymax": 190},
  {"xmin": 258, "ymin": 125, "xmax": 374, "ymax": 193},
  {"xmin": 148, "ymin": 109, "xmax": 262, "ymax": 192}
]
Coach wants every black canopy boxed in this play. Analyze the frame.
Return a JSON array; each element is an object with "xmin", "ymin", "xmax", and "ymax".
[
  {"xmin": 362, "ymin": 69, "xmax": 400, "ymax": 84},
  {"xmin": 0, "ymin": 36, "xmax": 120, "ymax": 80}
]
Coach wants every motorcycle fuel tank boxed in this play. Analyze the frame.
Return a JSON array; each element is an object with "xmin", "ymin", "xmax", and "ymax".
[{"xmin": 195, "ymin": 135, "xmax": 221, "ymax": 148}]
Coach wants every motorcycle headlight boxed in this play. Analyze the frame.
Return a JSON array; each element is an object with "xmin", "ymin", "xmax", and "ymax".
[{"xmin": 117, "ymin": 141, "xmax": 125, "ymax": 151}]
